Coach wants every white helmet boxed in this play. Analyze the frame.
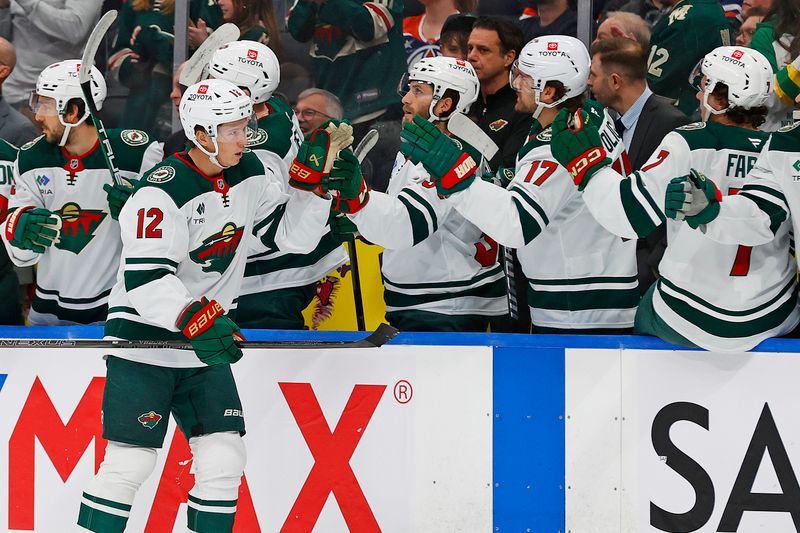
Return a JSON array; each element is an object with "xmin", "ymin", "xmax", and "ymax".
[
  {"xmin": 698, "ymin": 46, "xmax": 773, "ymax": 121},
  {"xmin": 405, "ymin": 56, "xmax": 479, "ymax": 120},
  {"xmin": 32, "ymin": 60, "xmax": 107, "ymax": 146},
  {"xmin": 512, "ymin": 35, "xmax": 590, "ymax": 120},
  {"xmin": 180, "ymin": 79, "xmax": 254, "ymax": 168},
  {"xmin": 207, "ymin": 41, "xmax": 280, "ymax": 104}
]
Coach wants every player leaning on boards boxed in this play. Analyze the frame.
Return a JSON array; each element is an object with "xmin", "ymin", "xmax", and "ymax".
[
  {"xmin": 334, "ymin": 56, "xmax": 507, "ymax": 331},
  {"xmin": 207, "ymin": 40, "xmax": 347, "ymax": 329},
  {"xmin": 1, "ymin": 60, "xmax": 162, "ymax": 325},
  {"xmin": 398, "ymin": 36, "xmax": 638, "ymax": 333},
  {"xmin": 78, "ymin": 79, "xmax": 339, "ymax": 533},
  {"xmin": 549, "ymin": 46, "xmax": 799, "ymax": 352}
]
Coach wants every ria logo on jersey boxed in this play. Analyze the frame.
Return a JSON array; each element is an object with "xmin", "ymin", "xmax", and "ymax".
[{"xmin": 189, "ymin": 222, "xmax": 244, "ymax": 273}]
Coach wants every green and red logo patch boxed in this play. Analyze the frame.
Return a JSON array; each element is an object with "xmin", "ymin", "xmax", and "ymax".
[
  {"xmin": 138, "ymin": 410, "xmax": 162, "ymax": 429},
  {"xmin": 489, "ymin": 119, "xmax": 508, "ymax": 132},
  {"xmin": 55, "ymin": 202, "xmax": 107, "ymax": 254},
  {"xmin": 190, "ymin": 222, "xmax": 244, "ymax": 274}
]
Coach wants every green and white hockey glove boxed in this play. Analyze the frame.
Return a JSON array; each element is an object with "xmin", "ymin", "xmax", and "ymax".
[
  {"xmin": 328, "ymin": 211, "xmax": 359, "ymax": 243},
  {"xmin": 327, "ymin": 150, "xmax": 370, "ymax": 215},
  {"xmin": 289, "ymin": 121, "xmax": 354, "ymax": 194},
  {"xmin": 550, "ymin": 108, "xmax": 611, "ymax": 190},
  {"xmin": 5, "ymin": 206, "xmax": 62, "ymax": 253},
  {"xmin": 103, "ymin": 181, "xmax": 135, "ymax": 221},
  {"xmin": 482, "ymin": 167, "xmax": 515, "ymax": 188},
  {"xmin": 664, "ymin": 169, "xmax": 721, "ymax": 229},
  {"xmin": 400, "ymin": 115, "xmax": 477, "ymax": 197},
  {"xmin": 176, "ymin": 297, "xmax": 244, "ymax": 366}
]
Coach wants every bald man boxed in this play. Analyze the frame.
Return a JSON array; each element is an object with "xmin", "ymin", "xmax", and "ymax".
[
  {"xmin": 0, "ymin": 37, "xmax": 37, "ymax": 147},
  {"xmin": 594, "ymin": 12, "xmax": 651, "ymax": 46}
]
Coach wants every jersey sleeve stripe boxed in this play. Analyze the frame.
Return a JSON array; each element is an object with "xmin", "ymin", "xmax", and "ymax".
[
  {"xmin": 124, "ymin": 269, "xmax": 172, "ymax": 292},
  {"xmin": 741, "ymin": 184, "xmax": 788, "ymax": 208},
  {"xmin": 400, "ymin": 188, "xmax": 438, "ymax": 233},
  {"xmin": 620, "ymin": 173, "xmax": 664, "ymax": 237},
  {"xmin": 739, "ymin": 192, "xmax": 788, "ymax": 235},
  {"xmin": 510, "ymin": 186, "xmax": 550, "ymax": 226},
  {"xmin": 125, "ymin": 257, "xmax": 179, "ymax": 268},
  {"xmin": 254, "ymin": 203, "xmax": 286, "ymax": 250},
  {"xmin": 398, "ymin": 195, "xmax": 432, "ymax": 245},
  {"xmin": 511, "ymin": 197, "xmax": 543, "ymax": 244}
]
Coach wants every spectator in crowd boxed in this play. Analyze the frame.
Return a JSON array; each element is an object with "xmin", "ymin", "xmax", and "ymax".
[
  {"xmin": 0, "ymin": 38, "xmax": 38, "ymax": 147},
  {"xmin": 735, "ymin": 7, "xmax": 766, "ymax": 46},
  {"xmin": 0, "ymin": 0, "xmax": 101, "ymax": 111},
  {"xmin": 0, "ymin": 139, "xmax": 21, "ymax": 324},
  {"xmin": 163, "ymin": 61, "xmax": 188, "ymax": 158},
  {"xmin": 467, "ymin": 16, "xmax": 532, "ymax": 171},
  {"xmin": 518, "ymin": 0, "xmax": 579, "ymax": 42},
  {"xmin": 108, "ymin": 0, "xmax": 220, "ymax": 138},
  {"xmin": 3, "ymin": 61, "xmax": 162, "ymax": 325},
  {"xmin": 190, "ymin": 0, "xmax": 282, "ymax": 55},
  {"xmin": 439, "ymin": 12, "xmax": 476, "ymax": 59},
  {"xmin": 403, "ymin": 0, "xmax": 473, "ymax": 67},
  {"xmin": 593, "ymin": 11, "xmax": 651, "ymax": 46},
  {"xmin": 287, "ymin": 0, "xmax": 406, "ymax": 192},
  {"xmin": 741, "ymin": 0, "xmax": 771, "ymax": 18},
  {"xmin": 748, "ymin": 0, "xmax": 798, "ymax": 130},
  {"xmin": 646, "ymin": 0, "xmax": 732, "ymax": 115},
  {"xmin": 588, "ymin": 37, "xmax": 688, "ymax": 294},
  {"xmin": 294, "ymin": 87, "xmax": 343, "ymax": 135}
]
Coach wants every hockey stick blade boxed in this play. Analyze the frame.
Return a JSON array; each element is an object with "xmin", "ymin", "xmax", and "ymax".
[
  {"xmin": 353, "ymin": 129, "xmax": 379, "ymax": 163},
  {"xmin": 180, "ymin": 23, "xmax": 240, "ymax": 87},
  {"xmin": 448, "ymin": 113, "xmax": 499, "ymax": 160},
  {"xmin": 0, "ymin": 324, "xmax": 399, "ymax": 350},
  {"xmin": 80, "ymin": 10, "xmax": 117, "ymax": 85}
]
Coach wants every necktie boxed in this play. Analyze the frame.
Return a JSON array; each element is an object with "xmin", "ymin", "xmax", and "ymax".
[{"xmin": 614, "ymin": 117, "xmax": 626, "ymax": 138}]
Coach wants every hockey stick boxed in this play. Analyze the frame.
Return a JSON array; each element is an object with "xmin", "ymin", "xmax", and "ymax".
[
  {"xmin": 79, "ymin": 10, "xmax": 125, "ymax": 187},
  {"xmin": 0, "ymin": 323, "xmax": 399, "ymax": 350},
  {"xmin": 342, "ymin": 129, "xmax": 379, "ymax": 331},
  {"xmin": 448, "ymin": 113, "xmax": 499, "ymax": 160},
  {"xmin": 179, "ymin": 23, "xmax": 240, "ymax": 87}
]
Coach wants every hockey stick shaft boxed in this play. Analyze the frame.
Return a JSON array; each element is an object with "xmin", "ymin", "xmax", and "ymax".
[
  {"xmin": 346, "ymin": 236, "xmax": 367, "ymax": 331},
  {"xmin": 0, "ymin": 324, "xmax": 399, "ymax": 350}
]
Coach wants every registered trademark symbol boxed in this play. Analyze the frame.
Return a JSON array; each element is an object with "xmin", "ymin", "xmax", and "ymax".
[{"xmin": 394, "ymin": 380, "xmax": 412, "ymax": 404}]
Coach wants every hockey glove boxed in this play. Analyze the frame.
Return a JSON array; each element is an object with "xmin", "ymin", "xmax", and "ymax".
[
  {"xmin": 328, "ymin": 212, "xmax": 359, "ymax": 243},
  {"xmin": 5, "ymin": 206, "xmax": 62, "ymax": 253},
  {"xmin": 289, "ymin": 121, "xmax": 354, "ymax": 194},
  {"xmin": 103, "ymin": 182, "xmax": 135, "ymax": 221},
  {"xmin": 664, "ymin": 169, "xmax": 721, "ymax": 229},
  {"xmin": 327, "ymin": 150, "xmax": 370, "ymax": 215},
  {"xmin": 482, "ymin": 167, "xmax": 515, "ymax": 188},
  {"xmin": 399, "ymin": 115, "xmax": 477, "ymax": 197},
  {"xmin": 176, "ymin": 298, "xmax": 244, "ymax": 366},
  {"xmin": 550, "ymin": 108, "xmax": 611, "ymax": 190}
]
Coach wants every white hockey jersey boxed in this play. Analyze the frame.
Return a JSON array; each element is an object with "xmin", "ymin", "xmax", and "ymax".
[
  {"xmin": 104, "ymin": 151, "xmax": 331, "ymax": 367},
  {"xmin": 582, "ymin": 119, "xmax": 798, "ymax": 351},
  {"xmin": 241, "ymin": 97, "xmax": 346, "ymax": 296},
  {"xmin": 450, "ymin": 101, "xmax": 639, "ymax": 330},
  {"xmin": 349, "ymin": 140, "xmax": 507, "ymax": 318},
  {"xmin": 1, "ymin": 130, "xmax": 162, "ymax": 325}
]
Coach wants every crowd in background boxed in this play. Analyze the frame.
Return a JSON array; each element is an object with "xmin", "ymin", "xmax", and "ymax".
[{"xmin": 0, "ymin": 0, "xmax": 797, "ymax": 340}]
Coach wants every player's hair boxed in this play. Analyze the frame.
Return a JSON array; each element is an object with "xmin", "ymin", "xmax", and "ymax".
[
  {"xmin": 297, "ymin": 88, "xmax": 344, "ymax": 120},
  {"xmin": 437, "ymin": 88, "xmax": 461, "ymax": 119},
  {"xmin": 591, "ymin": 37, "xmax": 648, "ymax": 82},
  {"xmin": 710, "ymin": 83, "xmax": 768, "ymax": 128},
  {"xmin": 600, "ymin": 12, "xmax": 651, "ymax": 46},
  {"xmin": 546, "ymin": 81, "xmax": 583, "ymax": 113},
  {"xmin": 65, "ymin": 98, "xmax": 86, "ymax": 120},
  {"xmin": 471, "ymin": 16, "xmax": 524, "ymax": 58}
]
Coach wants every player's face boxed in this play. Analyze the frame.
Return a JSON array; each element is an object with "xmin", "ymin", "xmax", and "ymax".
[
  {"xmin": 215, "ymin": 118, "xmax": 249, "ymax": 167},
  {"xmin": 587, "ymin": 55, "xmax": 614, "ymax": 108},
  {"xmin": 510, "ymin": 65, "xmax": 536, "ymax": 113},
  {"xmin": 401, "ymin": 81, "xmax": 434, "ymax": 123},
  {"xmin": 467, "ymin": 28, "xmax": 510, "ymax": 83},
  {"xmin": 30, "ymin": 95, "xmax": 65, "ymax": 144}
]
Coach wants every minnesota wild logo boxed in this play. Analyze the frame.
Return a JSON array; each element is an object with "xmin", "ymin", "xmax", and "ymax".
[
  {"xmin": 189, "ymin": 222, "xmax": 244, "ymax": 273},
  {"xmin": 55, "ymin": 202, "xmax": 107, "ymax": 254},
  {"xmin": 246, "ymin": 127, "xmax": 268, "ymax": 147},
  {"xmin": 138, "ymin": 411, "xmax": 162, "ymax": 430}
]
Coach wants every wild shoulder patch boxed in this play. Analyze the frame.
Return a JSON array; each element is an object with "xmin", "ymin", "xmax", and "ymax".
[
  {"xmin": 121, "ymin": 129, "xmax": 150, "ymax": 146},
  {"xmin": 247, "ymin": 127, "xmax": 269, "ymax": 146},
  {"xmin": 21, "ymin": 136, "xmax": 42, "ymax": 151},
  {"xmin": 148, "ymin": 166, "xmax": 176, "ymax": 183},
  {"xmin": 536, "ymin": 128, "xmax": 553, "ymax": 142},
  {"xmin": 778, "ymin": 121, "xmax": 800, "ymax": 133},
  {"xmin": 677, "ymin": 122, "xmax": 707, "ymax": 131}
]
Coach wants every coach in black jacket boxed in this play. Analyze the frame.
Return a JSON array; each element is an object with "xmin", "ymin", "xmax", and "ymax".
[{"xmin": 588, "ymin": 37, "xmax": 689, "ymax": 293}]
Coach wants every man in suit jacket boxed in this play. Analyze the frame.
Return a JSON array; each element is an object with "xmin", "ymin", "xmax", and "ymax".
[
  {"xmin": 0, "ymin": 38, "xmax": 37, "ymax": 147},
  {"xmin": 589, "ymin": 37, "xmax": 689, "ymax": 293}
]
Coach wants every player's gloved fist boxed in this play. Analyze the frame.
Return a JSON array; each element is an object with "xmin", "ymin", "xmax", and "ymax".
[
  {"xmin": 176, "ymin": 297, "xmax": 244, "ymax": 365},
  {"xmin": 103, "ymin": 181, "xmax": 135, "ymax": 220},
  {"xmin": 550, "ymin": 108, "xmax": 611, "ymax": 190},
  {"xmin": 5, "ymin": 206, "xmax": 62, "ymax": 253},
  {"xmin": 664, "ymin": 169, "xmax": 721, "ymax": 229},
  {"xmin": 328, "ymin": 211, "xmax": 359, "ymax": 243},
  {"xmin": 482, "ymin": 167, "xmax": 515, "ymax": 188},
  {"xmin": 326, "ymin": 151, "xmax": 370, "ymax": 214},
  {"xmin": 289, "ymin": 121, "xmax": 354, "ymax": 194},
  {"xmin": 399, "ymin": 115, "xmax": 477, "ymax": 197}
]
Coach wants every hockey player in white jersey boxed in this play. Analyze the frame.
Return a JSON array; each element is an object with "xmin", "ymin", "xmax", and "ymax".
[
  {"xmin": 549, "ymin": 45, "xmax": 799, "ymax": 351},
  {"xmin": 78, "ymin": 79, "xmax": 337, "ymax": 533},
  {"xmin": 207, "ymin": 40, "xmax": 347, "ymax": 329},
  {"xmin": 333, "ymin": 56, "xmax": 507, "ymax": 331},
  {"xmin": 1, "ymin": 60, "xmax": 162, "ymax": 325},
  {"xmin": 398, "ymin": 36, "xmax": 639, "ymax": 332}
]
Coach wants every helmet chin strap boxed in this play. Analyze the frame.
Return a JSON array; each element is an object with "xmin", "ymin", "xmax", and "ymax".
[
  {"xmin": 532, "ymin": 90, "xmax": 562, "ymax": 121},
  {"xmin": 701, "ymin": 91, "xmax": 729, "ymax": 122},
  {"xmin": 57, "ymin": 111, "xmax": 90, "ymax": 147},
  {"xmin": 196, "ymin": 129, "xmax": 231, "ymax": 169}
]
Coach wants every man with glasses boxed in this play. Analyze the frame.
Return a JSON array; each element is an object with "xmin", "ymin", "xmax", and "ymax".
[{"xmin": 295, "ymin": 87, "xmax": 344, "ymax": 136}]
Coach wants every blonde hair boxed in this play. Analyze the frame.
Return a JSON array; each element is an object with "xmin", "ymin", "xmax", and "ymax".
[{"xmin": 132, "ymin": 0, "xmax": 174, "ymax": 15}]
